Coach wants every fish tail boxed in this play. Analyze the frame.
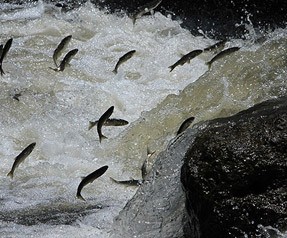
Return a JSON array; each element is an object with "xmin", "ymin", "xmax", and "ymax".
[
  {"xmin": 7, "ymin": 171, "xmax": 14, "ymax": 179},
  {"xmin": 99, "ymin": 134, "xmax": 108, "ymax": 143},
  {"xmin": 76, "ymin": 193, "xmax": 86, "ymax": 201},
  {"xmin": 0, "ymin": 65, "xmax": 5, "ymax": 75},
  {"xmin": 168, "ymin": 65, "xmax": 175, "ymax": 72}
]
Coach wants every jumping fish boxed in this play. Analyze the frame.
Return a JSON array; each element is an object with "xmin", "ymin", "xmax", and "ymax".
[
  {"xmin": 131, "ymin": 0, "xmax": 162, "ymax": 25},
  {"xmin": 0, "ymin": 38, "xmax": 13, "ymax": 75},
  {"xmin": 53, "ymin": 35, "xmax": 72, "ymax": 67},
  {"xmin": 206, "ymin": 47, "xmax": 240, "ymax": 69},
  {"xmin": 97, "ymin": 106, "xmax": 114, "ymax": 142},
  {"xmin": 168, "ymin": 49, "xmax": 203, "ymax": 72},
  {"xmin": 112, "ymin": 50, "xmax": 136, "ymax": 74},
  {"xmin": 176, "ymin": 116, "xmax": 195, "ymax": 135},
  {"xmin": 203, "ymin": 39, "xmax": 227, "ymax": 53},
  {"xmin": 50, "ymin": 48, "xmax": 78, "ymax": 72},
  {"xmin": 7, "ymin": 142, "xmax": 36, "ymax": 179},
  {"xmin": 110, "ymin": 177, "xmax": 142, "ymax": 186},
  {"xmin": 76, "ymin": 165, "xmax": 108, "ymax": 201},
  {"xmin": 88, "ymin": 118, "xmax": 129, "ymax": 130}
]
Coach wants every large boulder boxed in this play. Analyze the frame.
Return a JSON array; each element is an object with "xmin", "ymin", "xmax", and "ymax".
[
  {"xmin": 181, "ymin": 96, "xmax": 287, "ymax": 237},
  {"xmin": 113, "ymin": 96, "xmax": 287, "ymax": 238}
]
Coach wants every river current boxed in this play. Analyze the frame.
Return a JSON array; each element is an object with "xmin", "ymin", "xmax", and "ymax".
[{"xmin": 0, "ymin": 1, "xmax": 286, "ymax": 237}]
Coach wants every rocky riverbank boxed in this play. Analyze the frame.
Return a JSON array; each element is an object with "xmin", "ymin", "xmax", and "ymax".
[{"xmin": 113, "ymin": 96, "xmax": 287, "ymax": 237}]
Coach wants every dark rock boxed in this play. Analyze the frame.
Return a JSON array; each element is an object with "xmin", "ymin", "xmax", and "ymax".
[
  {"xmin": 2, "ymin": 0, "xmax": 287, "ymax": 38},
  {"xmin": 181, "ymin": 96, "xmax": 287, "ymax": 238}
]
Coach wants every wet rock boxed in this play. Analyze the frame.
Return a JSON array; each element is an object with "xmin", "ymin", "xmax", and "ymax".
[
  {"xmin": 112, "ymin": 129, "xmax": 199, "ymax": 238},
  {"xmin": 181, "ymin": 96, "xmax": 287, "ymax": 237},
  {"xmin": 113, "ymin": 96, "xmax": 287, "ymax": 238},
  {"xmin": 2, "ymin": 0, "xmax": 287, "ymax": 38}
]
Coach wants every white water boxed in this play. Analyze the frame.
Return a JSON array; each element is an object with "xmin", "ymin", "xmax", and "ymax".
[{"xmin": 0, "ymin": 1, "xmax": 286, "ymax": 237}]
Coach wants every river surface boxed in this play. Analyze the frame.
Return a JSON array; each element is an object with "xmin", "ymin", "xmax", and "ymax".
[{"xmin": 0, "ymin": 1, "xmax": 286, "ymax": 237}]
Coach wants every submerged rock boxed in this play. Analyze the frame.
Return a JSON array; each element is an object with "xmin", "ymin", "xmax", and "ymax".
[{"xmin": 181, "ymin": 96, "xmax": 287, "ymax": 237}]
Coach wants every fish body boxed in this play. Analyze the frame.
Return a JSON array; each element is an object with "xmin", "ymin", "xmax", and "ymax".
[
  {"xmin": 176, "ymin": 116, "xmax": 195, "ymax": 135},
  {"xmin": 53, "ymin": 35, "xmax": 72, "ymax": 67},
  {"xmin": 203, "ymin": 40, "xmax": 227, "ymax": 53},
  {"xmin": 112, "ymin": 50, "xmax": 136, "ymax": 74},
  {"xmin": 7, "ymin": 142, "xmax": 36, "ymax": 179},
  {"xmin": 0, "ymin": 38, "xmax": 13, "ymax": 75},
  {"xmin": 169, "ymin": 49, "xmax": 203, "ymax": 72},
  {"xmin": 206, "ymin": 47, "xmax": 240, "ymax": 69},
  {"xmin": 110, "ymin": 177, "xmax": 142, "ymax": 186},
  {"xmin": 0, "ymin": 45, "xmax": 3, "ymax": 58},
  {"xmin": 131, "ymin": 0, "xmax": 162, "ymax": 24},
  {"xmin": 97, "ymin": 106, "xmax": 114, "ymax": 142},
  {"xmin": 76, "ymin": 165, "xmax": 108, "ymax": 201},
  {"xmin": 88, "ymin": 118, "xmax": 128, "ymax": 130},
  {"xmin": 56, "ymin": 48, "xmax": 78, "ymax": 72}
]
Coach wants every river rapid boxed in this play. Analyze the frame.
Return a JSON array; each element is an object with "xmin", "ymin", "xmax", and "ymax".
[{"xmin": 0, "ymin": 1, "xmax": 286, "ymax": 237}]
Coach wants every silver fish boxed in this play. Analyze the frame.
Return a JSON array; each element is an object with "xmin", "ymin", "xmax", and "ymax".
[
  {"xmin": 169, "ymin": 49, "xmax": 203, "ymax": 72},
  {"xmin": 131, "ymin": 0, "xmax": 162, "ymax": 25},
  {"xmin": 0, "ymin": 38, "xmax": 13, "ymax": 75},
  {"xmin": 88, "ymin": 118, "xmax": 129, "ymax": 130},
  {"xmin": 7, "ymin": 142, "xmax": 36, "ymax": 179},
  {"xmin": 203, "ymin": 40, "xmax": 227, "ymax": 53},
  {"xmin": 176, "ymin": 116, "xmax": 195, "ymax": 135},
  {"xmin": 206, "ymin": 47, "xmax": 240, "ymax": 69},
  {"xmin": 97, "ymin": 106, "xmax": 114, "ymax": 142},
  {"xmin": 110, "ymin": 177, "xmax": 142, "ymax": 186},
  {"xmin": 53, "ymin": 35, "xmax": 72, "ymax": 67},
  {"xmin": 76, "ymin": 165, "xmax": 108, "ymax": 201},
  {"xmin": 50, "ymin": 48, "xmax": 78, "ymax": 72},
  {"xmin": 112, "ymin": 50, "xmax": 136, "ymax": 74}
]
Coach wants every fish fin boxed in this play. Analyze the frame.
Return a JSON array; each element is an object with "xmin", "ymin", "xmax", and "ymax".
[
  {"xmin": 7, "ymin": 171, "xmax": 14, "ymax": 179},
  {"xmin": 205, "ymin": 62, "xmax": 211, "ymax": 70},
  {"xmin": 99, "ymin": 134, "xmax": 108, "ymax": 143},
  {"xmin": 76, "ymin": 193, "xmax": 86, "ymax": 201},
  {"xmin": 110, "ymin": 177, "xmax": 118, "ymax": 183},
  {"xmin": 49, "ymin": 66, "xmax": 59, "ymax": 72},
  {"xmin": 88, "ymin": 121, "xmax": 96, "ymax": 130},
  {"xmin": 112, "ymin": 68, "xmax": 117, "ymax": 74}
]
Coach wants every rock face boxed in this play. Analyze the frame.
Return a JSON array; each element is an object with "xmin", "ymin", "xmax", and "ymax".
[
  {"xmin": 113, "ymin": 97, "xmax": 287, "ymax": 238},
  {"xmin": 181, "ymin": 96, "xmax": 287, "ymax": 237},
  {"xmin": 112, "ymin": 129, "xmax": 199, "ymax": 238}
]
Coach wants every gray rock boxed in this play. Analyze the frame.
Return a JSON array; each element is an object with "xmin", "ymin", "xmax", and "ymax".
[
  {"xmin": 112, "ymin": 128, "xmax": 199, "ymax": 238},
  {"xmin": 181, "ymin": 96, "xmax": 287, "ymax": 237}
]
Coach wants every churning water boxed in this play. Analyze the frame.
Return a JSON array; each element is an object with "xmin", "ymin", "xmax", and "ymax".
[{"xmin": 0, "ymin": 1, "xmax": 286, "ymax": 237}]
